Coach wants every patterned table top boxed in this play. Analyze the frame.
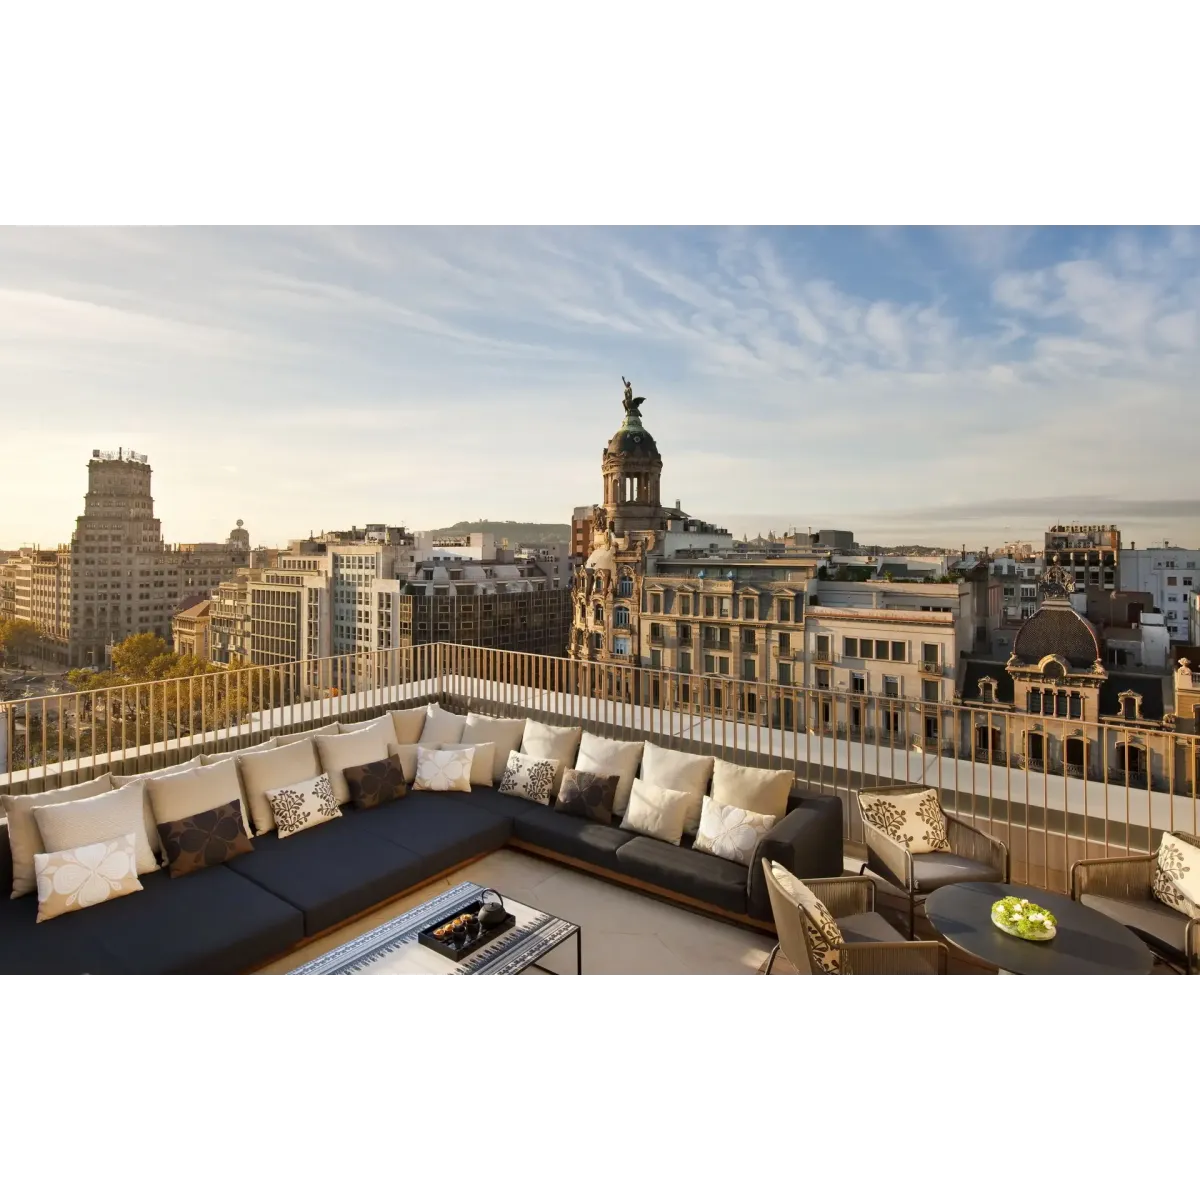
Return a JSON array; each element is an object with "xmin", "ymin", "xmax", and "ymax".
[{"xmin": 290, "ymin": 882, "xmax": 580, "ymax": 975}]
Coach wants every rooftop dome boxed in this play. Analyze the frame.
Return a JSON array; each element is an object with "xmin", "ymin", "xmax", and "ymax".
[
  {"xmin": 1012, "ymin": 603, "xmax": 1101, "ymax": 669},
  {"xmin": 605, "ymin": 376, "xmax": 660, "ymax": 459},
  {"xmin": 585, "ymin": 544, "xmax": 617, "ymax": 572}
]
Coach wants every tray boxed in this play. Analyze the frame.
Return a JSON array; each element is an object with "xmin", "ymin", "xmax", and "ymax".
[{"xmin": 417, "ymin": 898, "xmax": 517, "ymax": 962}]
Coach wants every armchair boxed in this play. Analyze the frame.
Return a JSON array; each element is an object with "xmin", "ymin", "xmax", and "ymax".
[
  {"xmin": 1071, "ymin": 832, "xmax": 1200, "ymax": 974},
  {"xmin": 761, "ymin": 864, "xmax": 946, "ymax": 975},
  {"xmin": 857, "ymin": 785, "xmax": 1009, "ymax": 937}
]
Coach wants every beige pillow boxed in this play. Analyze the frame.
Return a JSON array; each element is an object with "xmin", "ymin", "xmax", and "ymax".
[
  {"xmin": 441, "ymin": 741, "xmax": 495, "ymax": 787},
  {"xmin": 35, "ymin": 833, "xmax": 143, "ymax": 924},
  {"xmin": 265, "ymin": 773, "xmax": 341, "ymax": 839},
  {"xmin": 413, "ymin": 746, "xmax": 475, "ymax": 793},
  {"xmin": 641, "ymin": 743, "xmax": 715, "ymax": 836},
  {"xmin": 32, "ymin": 780, "xmax": 159, "ymax": 877},
  {"xmin": 201, "ymin": 738, "xmax": 277, "ymax": 764},
  {"xmin": 694, "ymin": 796, "xmax": 777, "ymax": 865},
  {"xmin": 857, "ymin": 787, "xmax": 950, "ymax": 854},
  {"xmin": 390, "ymin": 707, "xmax": 426, "ymax": 744},
  {"xmin": 147, "ymin": 759, "xmax": 251, "ymax": 837},
  {"xmin": 338, "ymin": 713, "xmax": 394, "ymax": 739},
  {"xmin": 1152, "ymin": 832, "xmax": 1200, "ymax": 919},
  {"xmin": 620, "ymin": 778, "xmax": 692, "ymax": 845},
  {"xmin": 769, "ymin": 860, "xmax": 843, "ymax": 974},
  {"xmin": 419, "ymin": 703, "xmax": 467, "ymax": 744},
  {"xmin": 3, "ymin": 773, "xmax": 116, "ymax": 899},
  {"xmin": 277, "ymin": 722, "xmax": 340, "ymax": 747},
  {"xmin": 385, "ymin": 742, "xmax": 420, "ymax": 784},
  {"xmin": 237, "ymin": 739, "xmax": 322, "ymax": 834},
  {"xmin": 461, "ymin": 713, "xmax": 527, "ymax": 783},
  {"xmin": 711, "ymin": 760, "xmax": 792, "ymax": 821},
  {"xmin": 576, "ymin": 733, "xmax": 645, "ymax": 817},
  {"xmin": 316, "ymin": 725, "xmax": 392, "ymax": 805},
  {"xmin": 520, "ymin": 720, "xmax": 582, "ymax": 796},
  {"xmin": 112, "ymin": 755, "xmax": 204, "ymax": 784}
]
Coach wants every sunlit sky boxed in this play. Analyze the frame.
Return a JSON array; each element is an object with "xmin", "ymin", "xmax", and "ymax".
[{"xmin": 1, "ymin": 226, "xmax": 1197, "ymax": 552}]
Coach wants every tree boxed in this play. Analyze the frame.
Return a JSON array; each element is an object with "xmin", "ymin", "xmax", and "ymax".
[{"xmin": 0, "ymin": 618, "xmax": 41, "ymax": 667}]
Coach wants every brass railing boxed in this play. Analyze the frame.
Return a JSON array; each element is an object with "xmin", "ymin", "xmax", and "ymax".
[{"xmin": 3, "ymin": 643, "xmax": 1199, "ymax": 895}]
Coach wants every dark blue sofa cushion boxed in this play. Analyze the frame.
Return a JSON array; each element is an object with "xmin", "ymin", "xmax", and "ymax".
[
  {"xmin": 508, "ymin": 804, "xmax": 637, "ymax": 870},
  {"xmin": 614, "ymin": 837, "xmax": 749, "ymax": 914},
  {"xmin": 360, "ymin": 795, "xmax": 511, "ymax": 877}
]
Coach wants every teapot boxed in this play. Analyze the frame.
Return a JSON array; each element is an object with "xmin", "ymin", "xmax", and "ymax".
[{"xmin": 477, "ymin": 889, "xmax": 509, "ymax": 929}]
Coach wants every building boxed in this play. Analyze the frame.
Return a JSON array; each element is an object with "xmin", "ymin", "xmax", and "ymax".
[
  {"xmin": 1044, "ymin": 524, "xmax": 1120, "ymax": 592},
  {"xmin": 0, "ymin": 548, "xmax": 69, "ymax": 641},
  {"xmin": 571, "ymin": 506, "xmax": 594, "ymax": 559},
  {"xmin": 171, "ymin": 599, "xmax": 212, "ymax": 660},
  {"xmin": 1119, "ymin": 545, "xmax": 1200, "ymax": 642}
]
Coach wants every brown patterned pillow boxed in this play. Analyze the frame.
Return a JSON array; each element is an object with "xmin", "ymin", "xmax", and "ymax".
[
  {"xmin": 554, "ymin": 768, "xmax": 619, "ymax": 824},
  {"xmin": 156, "ymin": 800, "xmax": 253, "ymax": 879},
  {"xmin": 343, "ymin": 755, "xmax": 408, "ymax": 810}
]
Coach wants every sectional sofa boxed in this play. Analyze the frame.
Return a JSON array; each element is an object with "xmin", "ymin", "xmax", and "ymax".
[{"xmin": 0, "ymin": 702, "xmax": 843, "ymax": 974}]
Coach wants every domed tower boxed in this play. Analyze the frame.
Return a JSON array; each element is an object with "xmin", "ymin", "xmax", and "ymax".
[
  {"xmin": 601, "ymin": 377, "xmax": 665, "ymax": 537},
  {"xmin": 227, "ymin": 519, "xmax": 250, "ymax": 553}
]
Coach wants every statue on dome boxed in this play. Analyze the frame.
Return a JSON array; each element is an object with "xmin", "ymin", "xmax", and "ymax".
[{"xmin": 621, "ymin": 376, "xmax": 645, "ymax": 421}]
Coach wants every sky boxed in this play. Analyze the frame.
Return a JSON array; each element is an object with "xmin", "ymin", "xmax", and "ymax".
[{"xmin": 0, "ymin": 225, "xmax": 1198, "ymax": 553}]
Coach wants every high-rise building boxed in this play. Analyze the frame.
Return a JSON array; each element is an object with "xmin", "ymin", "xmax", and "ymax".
[
  {"xmin": 1044, "ymin": 524, "xmax": 1120, "ymax": 592},
  {"xmin": 1119, "ymin": 545, "xmax": 1200, "ymax": 643}
]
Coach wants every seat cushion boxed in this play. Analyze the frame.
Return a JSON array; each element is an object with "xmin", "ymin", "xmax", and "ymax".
[
  {"xmin": 360, "ymin": 796, "xmax": 511, "ymax": 877},
  {"xmin": 226, "ymin": 815, "xmax": 426, "ymax": 937},
  {"xmin": 911, "ymin": 852, "xmax": 1005, "ymax": 892},
  {"xmin": 615, "ymin": 837, "xmax": 748, "ymax": 914},
  {"xmin": 510, "ymin": 803, "xmax": 637, "ymax": 870},
  {"xmin": 0, "ymin": 865, "xmax": 304, "ymax": 974},
  {"xmin": 1079, "ymin": 893, "xmax": 1189, "ymax": 956},
  {"xmin": 455, "ymin": 786, "xmax": 547, "ymax": 825},
  {"xmin": 838, "ymin": 911, "xmax": 905, "ymax": 945}
]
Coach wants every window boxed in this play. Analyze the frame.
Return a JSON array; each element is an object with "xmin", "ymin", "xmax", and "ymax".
[
  {"xmin": 816, "ymin": 634, "xmax": 830, "ymax": 660},
  {"xmin": 922, "ymin": 679, "xmax": 939, "ymax": 703},
  {"xmin": 742, "ymin": 598, "xmax": 755, "ymax": 620},
  {"xmin": 816, "ymin": 668, "xmax": 830, "ymax": 689},
  {"xmin": 593, "ymin": 604, "xmax": 603, "ymax": 623},
  {"xmin": 719, "ymin": 597, "xmax": 731, "ymax": 619},
  {"xmin": 1028, "ymin": 689, "xmax": 1042, "ymax": 715},
  {"xmin": 1167, "ymin": 576, "xmax": 1178, "ymax": 587},
  {"xmin": 843, "ymin": 636, "xmax": 858, "ymax": 658},
  {"xmin": 778, "ymin": 662, "xmax": 791, "ymax": 685},
  {"xmin": 712, "ymin": 686, "xmax": 723, "ymax": 709},
  {"xmin": 680, "ymin": 594, "xmax": 691, "ymax": 616},
  {"xmin": 1069, "ymin": 692, "xmax": 1082, "ymax": 719},
  {"xmin": 1185, "ymin": 577, "xmax": 1194, "ymax": 587},
  {"xmin": 650, "ymin": 592, "xmax": 662, "ymax": 613},
  {"xmin": 979, "ymin": 679, "xmax": 995, "ymax": 703},
  {"xmin": 650, "ymin": 622, "xmax": 663, "ymax": 642},
  {"xmin": 704, "ymin": 654, "xmax": 715, "ymax": 674},
  {"xmin": 883, "ymin": 676, "xmax": 899, "ymax": 698},
  {"xmin": 850, "ymin": 672, "xmax": 865, "ymax": 694},
  {"xmin": 613, "ymin": 606, "xmax": 630, "ymax": 627},
  {"xmin": 875, "ymin": 639, "xmax": 889, "ymax": 659},
  {"xmin": 613, "ymin": 635, "xmax": 631, "ymax": 655},
  {"xmin": 779, "ymin": 632, "xmax": 790, "ymax": 654},
  {"xmin": 650, "ymin": 649, "xmax": 662, "ymax": 669},
  {"xmin": 742, "ymin": 659, "xmax": 757, "ymax": 681},
  {"xmin": 921, "ymin": 642, "xmax": 939, "ymax": 667},
  {"xmin": 679, "ymin": 650, "xmax": 692, "ymax": 674},
  {"xmin": 719, "ymin": 656, "xmax": 729, "ymax": 676},
  {"xmin": 860, "ymin": 640, "xmax": 873, "ymax": 659},
  {"xmin": 617, "ymin": 576, "xmax": 633, "ymax": 598},
  {"xmin": 678, "ymin": 622, "xmax": 691, "ymax": 642},
  {"xmin": 704, "ymin": 596, "xmax": 715, "ymax": 617},
  {"xmin": 741, "ymin": 627, "xmax": 756, "ymax": 648},
  {"xmin": 778, "ymin": 599, "xmax": 791, "ymax": 623},
  {"xmin": 891, "ymin": 641, "xmax": 905, "ymax": 662}
]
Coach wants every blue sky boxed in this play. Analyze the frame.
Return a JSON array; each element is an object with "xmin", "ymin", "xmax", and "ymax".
[{"xmin": 1, "ymin": 225, "xmax": 1197, "ymax": 551}]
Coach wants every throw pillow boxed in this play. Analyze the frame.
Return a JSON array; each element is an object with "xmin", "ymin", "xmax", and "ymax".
[
  {"xmin": 711, "ymin": 760, "xmax": 793, "ymax": 821},
  {"xmin": 419, "ymin": 703, "xmax": 467, "ymax": 745},
  {"xmin": 389, "ymin": 706, "xmax": 426, "ymax": 744},
  {"xmin": 440, "ymin": 741, "xmax": 495, "ymax": 787},
  {"xmin": 620, "ymin": 778, "xmax": 693, "ymax": 846},
  {"xmin": 641, "ymin": 743, "xmax": 715, "ymax": 836},
  {"xmin": 34, "ymin": 833, "xmax": 143, "ymax": 924},
  {"xmin": 146, "ymin": 758, "xmax": 251, "ymax": 844},
  {"xmin": 265, "ymin": 773, "xmax": 341, "ymax": 839},
  {"xmin": 236, "ymin": 738, "xmax": 322, "ymax": 835},
  {"xmin": 31, "ymin": 780, "xmax": 159, "ymax": 877},
  {"xmin": 201, "ymin": 738, "xmax": 277, "ymax": 764},
  {"xmin": 111, "ymin": 755, "xmax": 204, "ymax": 784},
  {"xmin": 343, "ymin": 755, "xmax": 408, "ymax": 809},
  {"xmin": 520, "ymin": 720, "xmax": 582, "ymax": 796},
  {"xmin": 694, "ymin": 796, "xmax": 778, "ymax": 865},
  {"xmin": 337, "ymin": 713, "xmax": 394, "ymax": 740},
  {"xmin": 461, "ymin": 713, "xmax": 527, "ymax": 784},
  {"xmin": 858, "ymin": 787, "xmax": 951, "ymax": 854},
  {"xmin": 156, "ymin": 800, "xmax": 254, "ymax": 878},
  {"xmin": 768, "ymin": 860, "xmax": 844, "ymax": 975},
  {"xmin": 498, "ymin": 751, "xmax": 559, "ymax": 805},
  {"xmin": 276, "ymin": 721, "xmax": 340, "ymax": 746},
  {"xmin": 316, "ymin": 725, "xmax": 392, "ymax": 805},
  {"xmin": 2, "ymin": 773, "xmax": 115, "ymax": 899},
  {"xmin": 386, "ymin": 742, "xmax": 420, "ymax": 783},
  {"xmin": 1152, "ymin": 832, "xmax": 1200, "ymax": 919},
  {"xmin": 413, "ymin": 746, "xmax": 475, "ymax": 793},
  {"xmin": 554, "ymin": 768, "xmax": 618, "ymax": 824},
  {"xmin": 575, "ymin": 732, "xmax": 644, "ymax": 817}
]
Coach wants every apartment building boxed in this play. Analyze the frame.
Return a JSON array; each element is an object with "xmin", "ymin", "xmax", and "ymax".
[
  {"xmin": 1119, "ymin": 546, "xmax": 1200, "ymax": 642},
  {"xmin": 571, "ymin": 506, "xmax": 594, "ymax": 559},
  {"xmin": 1044, "ymin": 524, "xmax": 1120, "ymax": 592},
  {"xmin": 171, "ymin": 599, "xmax": 212, "ymax": 660},
  {"xmin": 0, "ymin": 548, "xmax": 69, "ymax": 640}
]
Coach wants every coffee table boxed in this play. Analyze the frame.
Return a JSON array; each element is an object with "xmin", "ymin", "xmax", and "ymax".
[
  {"xmin": 290, "ymin": 882, "xmax": 582, "ymax": 975},
  {"xmin": 924, "ymin": 881, "xmax": 1154, "ymax": 975}
]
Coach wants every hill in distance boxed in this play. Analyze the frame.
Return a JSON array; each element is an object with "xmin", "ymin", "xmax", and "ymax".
[{"xmin": 428, "ymin": 520, "xmax": 571, "ymax": 547}]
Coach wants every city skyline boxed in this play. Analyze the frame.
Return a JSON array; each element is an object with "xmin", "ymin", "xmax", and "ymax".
[{"xmin": 2, "ymin": 225, "xmax": 1198, "ymax": 550}]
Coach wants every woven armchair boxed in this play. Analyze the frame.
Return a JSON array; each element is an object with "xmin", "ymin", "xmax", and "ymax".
[
  {"xmin": 1071, "ymin": 832, "xmax": 1200, "ymax": 974},
  {"xmin": 858, "ymin": 785, "xmax": 1009, "ymax": 937},
  {"xmin": 761, "ymin": 868, "xmax": 946, "ymax": 975}
]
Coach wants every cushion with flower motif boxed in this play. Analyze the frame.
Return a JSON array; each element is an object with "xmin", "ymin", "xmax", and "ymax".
[
  {"xmin": 34, "ymin": 833, "xmax": 143, "ymax": 923},
  {"xmin": 498, "ymin": 751, "xmax": 559, "ymax": 805},
  {"xmin": 694, "ymin": 796, "xmax": 777, "ymax": 865},
  {"xmin": 1152, "ymin": 832, "xmax": 1200, "ymax": 919},
  {"xmin": 157, "ymin": 799, "xmax": 254, "ymax": 878},
  {"xmin": 857, "ymin": 787, "xmax": 951, "ymax": 854},
  {"xmin": 265, "ymin": 773, "xmax": 342, "ymax": 839},
  {"xmin": 769, "ymin": 860, "xmax": 845, "ymax": 975},
  {"xmin": 343, "ymin": 755, "xmax": 408, "ymax": 810},
  {"xmin": 413, "ymin": 746, "xmax": 475, "ymax": 793}
]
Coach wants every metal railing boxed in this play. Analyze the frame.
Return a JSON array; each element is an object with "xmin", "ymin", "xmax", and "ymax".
[{"xmin": 3, "ymin": 643, "xmax": 1199, "ymax": 896}]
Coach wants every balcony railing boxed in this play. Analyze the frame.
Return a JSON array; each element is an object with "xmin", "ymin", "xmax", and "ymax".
[
  {"xmin": 919, "ymin": 659, "xmax": 941, "ymax": 674},
  {"xmin": 812, "ymin": 649, "xmax": 832, "ymax": 663},
  {"xmin": 3, "ymin": 643, "xmax": 1199, "ymax": 897}
]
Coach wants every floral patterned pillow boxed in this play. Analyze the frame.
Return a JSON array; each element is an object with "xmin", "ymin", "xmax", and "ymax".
[
  {"xmin": 554, "ymin": 768, "xmax": 619, "ymax": 824},
  {"xmin": 858, "ymin": 787, "xmax": 950, "ymax": 854},
  {"xmin": 498, "ymin": 751, "xmax": 559, "ymax": 805},
  {"xmin": 769, "ymin": 860, "xmax": 845, "ymax": 975},
  {"xmin": 694, "ymin": 796, "xmax": 777, "ymax": 865},
  {"xmin": 34, "ymin": 833, "xmax": 143, "ymax": 923},
  {"xmin": 413, "ymin": 746, "xmax": 475, "ymax": 793},
  {"xmin": 1152, "ymin": 832, "xmax": 1200, "ymax": 919},
  {"xmin": 156, "ymin": 799, "xmax": 254, "ymax": 878},
  {"xmin": 343, "ymin": 755, "xmax": 408, "ymax": 809},
  {"xmin": 265, "ymin": 773, "xmax": 341, "ymax": 839}
]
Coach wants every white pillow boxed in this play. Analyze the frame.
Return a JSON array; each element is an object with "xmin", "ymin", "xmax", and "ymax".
[
  {"xmin": 1153, "ymin": 832, "xmax": 1200, "ymax": 918},
  {"xmin": 237, "ymin": 739, "xmax": 322, "ymax": 835},
  {"xmin": 620, "ymin": 778, "xmax": 693, "ymax": 846},
  {"xmin": 35, "ymin": 833, "xmax": 143, "ymax": 924},
  {"xmin": 419, "ymin": 703, "xmax": 467, "ymax": 745},
  {"xmin": 576, "ymin": 733, "xmax": 645, "ymax": 817},
  {"xmin": 146, "ymin": 758, "xmax": 252, "ymax": 839},
  {"xmin": 441, "ymin": 742, "xmax": 495, "ymax": 787},
  {"xmin": 316, "ymin": 725, "xmax": 392, "ymax": 805},
  {"xmin": 386, "ymin": 742, "xmax": 420, "ymax": 783},
  {"xmin": 277, "ymin": 721, "xmax": 340, "ymax": 746},
  {"xmin": 265, "ymin": 773, "xmax": 341, "ymax": 839},
  {"xmin": 32, "ymin": 780, "xmax": 159, "ymax": 877},
  {"xmin": 202, "ymin": 738, "xmax": 277, "ymax": 764},
  {"xmin": 641, "ymin": 743, "xmax": 715, "ymax": 837},
  {"xmin": 338, "ymin": 713, "xmax": 395, "ymax": 740},
  {"xmin": 498, "ymin": 750, "xmax": 559, "ymax": 805},
  {"xmin": 390, "ymin": 707, "xmax": 427, "ymax": 744},
  {"xmin": 461, "ymin": 713, "xmax": 527, "ymax": 783},
  {"xmin": 413, "ymin": 745, "xmax": 475, "ymax": 793},
  {"xmin": 711, "ymin": 760, "xmax": 793, "ymax": 821},
  {"xmin": 520, "ymin": 720, "xmax": 582, "ymax": 796},
  {"xmin": 694, "ymin": 796, "xmax": 777, "ymax": 865}
]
